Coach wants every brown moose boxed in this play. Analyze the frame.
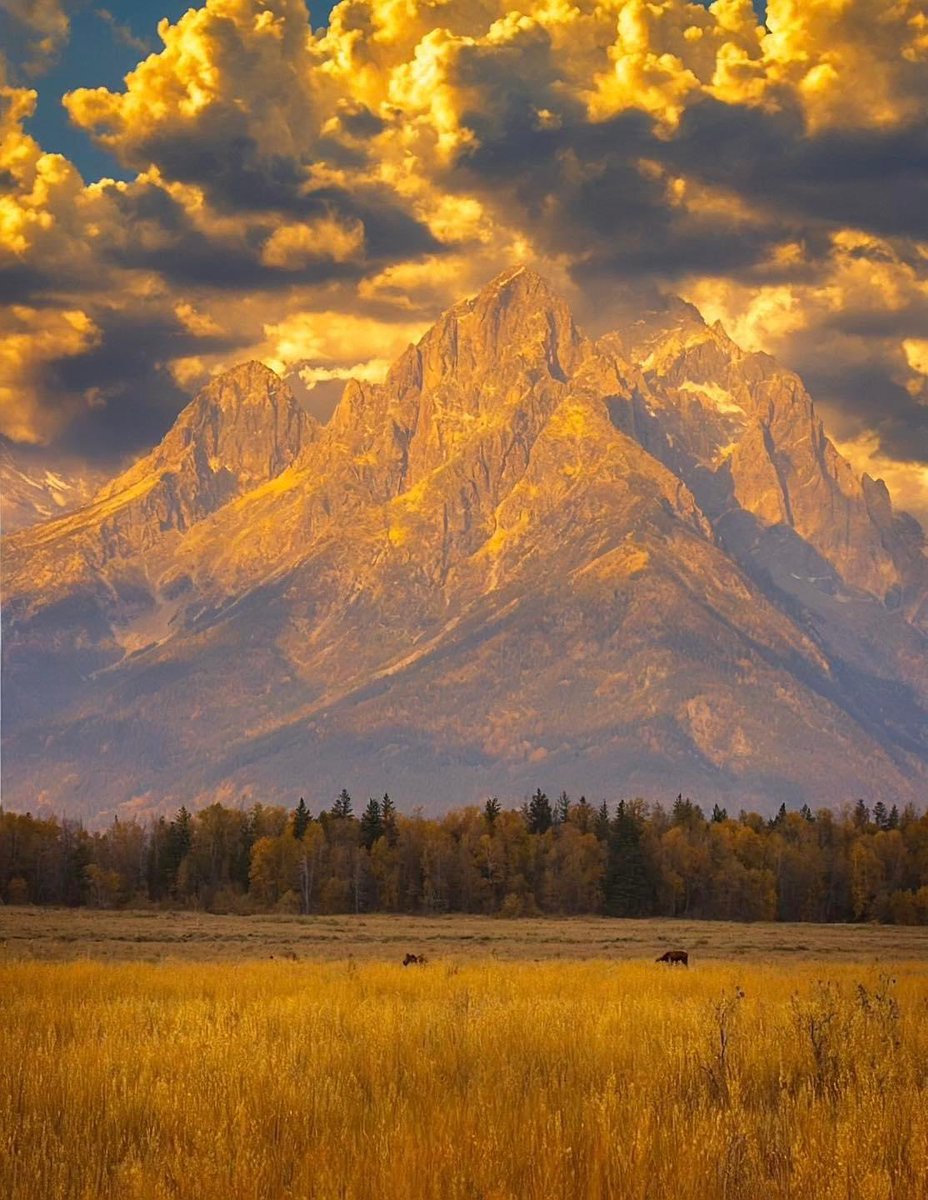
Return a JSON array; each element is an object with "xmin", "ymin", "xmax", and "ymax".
[
  {"xmin": 656, "ymin": 949, "xmax": 689, "ymax": 967},
  {"xmin": 402, "ymin": 953, "xmax": 426, "ymax": 966}
]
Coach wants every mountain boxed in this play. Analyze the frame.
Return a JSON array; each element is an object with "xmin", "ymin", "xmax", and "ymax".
[
  {"xmin": 2, "ymin": 268, "xmax": 926, "ymax": 823},
  {"xmin": 0, "ymin": 438, "xmax": 109, "ymax": 534}
]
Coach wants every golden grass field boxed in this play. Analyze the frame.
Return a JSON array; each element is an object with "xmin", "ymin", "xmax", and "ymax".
[{"xmin": 1, "ymin": 912, "xmax": 927, "ymax": 1199}]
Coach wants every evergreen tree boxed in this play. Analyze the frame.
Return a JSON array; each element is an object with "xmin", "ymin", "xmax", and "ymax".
[
  {"xmin": 800, "ymin": 804, "xmax": 815, "ymax": 823},
  {"xmin": 359, "ymin": 798, "xmax": 384, "ymax": 850},
  {"xmin": 483, "ymin": 797, "xmax": 501, "ymax": 828},
  {"xmin": 711, "ymin": 804, "xmax": 728, "ymax": 823},
  {"xmin": 554, "ymin": 792, "xmax": 571, "ymax": 825},
  {"xmin": 292, "ymin": 797, "xmax": 311, "ymax": 840},
  {"xmin": 526, "ymin": 789, "xmax": 553, "ymax": 835},
  {"xmin": 381, "ymin": 793, "xmax": 398, "ymax": 845},
  {"xmin": 164, "ymin": 806, "xmax": 192, "ymax": 896},
  {"xmin": 853, "ymin": 798, "xmax": 870, "ymax": 829},
  {"xmin": 603, "ymin": 801, "xmax": 654, "ymax": 917},
  {"xmin": 574, "ymin": 796, "xmax": 592, "ymax": 835},
  {"xmin": 672, "ymin": 795, "xmax": 704, "ymax": 829},
  {"xmin": 594, "ymin": 801, "xmax": 611, "ymax": 842},
  {"xmin": 331, "ymin": 789, "xmax": 353, "ymax": 820},
  {"xmin": 887, "ymin": 804, "xmax": 900, "ymax": 830},
  {"xmin": 872, "ymin": 801, "xmax": 889, "ymax": 831},
  {"xmin": 769, "ymin": 802, "xmax": 788, "ymax": 829}
]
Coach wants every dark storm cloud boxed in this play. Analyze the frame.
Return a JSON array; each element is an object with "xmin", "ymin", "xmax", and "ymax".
[
  {"xmin": 134, "ymin": 131, "xmax": 309, "ymax": 213},
  {"xmin": 0, "ymin": 262, "xmax": 49, "ymax": 303},
  {"xmin": 798, "ymin": 361, "xmax": 928, "ymax": 465},
  {"xmin": 661, "ymin": 100, "xmax": 928, "ymax": 243},
  {"xmin": 449, "ymin": 90, "xmax": 928, "ymax": 285},
  {"xmin": 95, "ymin": 174, "xmax": 443, "ymax": 291},
  {"xmin": 127, "ymin": 126, "xmax": 443, "ymax": 262},
  {"xmin": 48, "ymin": 309, "xmax": 237, "ymax": 461},
  {"xmin": 451, "ymin": 107, "xmax": 791, "ymax": 282}
]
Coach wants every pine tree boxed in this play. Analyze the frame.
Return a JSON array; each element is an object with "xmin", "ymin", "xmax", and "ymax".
[
  {"xmin": 161, "ymin": 807, "xmax": 193, "ymax": 899},
  {"xmin": 672, "ymin": 795, "xmax": 704, "ymax": 829},
  {"xmin": 526, "ymin": 788, "xmax": 553, "ymax": 835},
  {"xmin": 603, "ymin": 800, "xmax": 654, "ymax": 917},
  {"xmin": 483, "ymin": 796, "xmax": 501, "ymax": 828},
  {"xmin": 711, "ymin": 804, "xmax": 728, "ymax": 823},
  {"xmin": 853, "ymin": 798, "xmax": 870, "ymax": 829},
  {"xmin": 800, "ymin": 804, "xmax": 815, "ymax": 823},
  {"xmin": 292, "ymin": 797, "xmax": 311, "ymax": 840},
  {"xmin": 381, "ymin": 793, "xmax": 398, "ymax": 845},
  {"xmin": 594, "ymin": 801, "xmax": 611, "ymax": 842},
  {"xmin": 769, "ymin": 802, "xmax": 787, "ymax": 829},
  {"xmin": 554, "ymin": 792, "xmax": 571, "ymax": 825},
  {"xmin": 359, "ymin": 798, "xmax": 384, "ymax": 849},
  {"xmin": 574, "ymin": 796, "xmax": 592, "ymax": 835},
  {"xmin": 331, "ymin": 789, "xmax": 353, "ymax": 820},
  {"xmin": 887, "ymin": 804, "xmax": 900, "ymax": 830},
  {"xmin": 872, "ymin": 801, "xmax": 889, "ymax": 831}
]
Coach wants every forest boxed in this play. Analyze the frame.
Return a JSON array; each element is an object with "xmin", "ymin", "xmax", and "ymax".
[{"xmin": 1, "ymin": 792, "xmax": 927, "ymax": 923}]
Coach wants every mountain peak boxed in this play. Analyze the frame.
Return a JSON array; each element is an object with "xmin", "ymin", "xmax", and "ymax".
[
  {"xmin": 413, "ymin": 264, "xmax": 585, "ymax": 390},
  {"xmin": 181, "ymin": 360, "xmax": 290, "ymax": 420},
  {"xmin": 472, "ymin": 264, "xmax": 566, "ymax": 316},
  {"xmin": 82, "ymin": 359, "xmax": 316, "ymax": 544},
  {"xmin": 480, "ymin": 263, "xmax": 551, "ymax": 297}
]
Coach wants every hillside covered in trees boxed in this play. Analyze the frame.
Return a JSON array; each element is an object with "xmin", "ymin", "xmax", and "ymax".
[{"xmin": 2, "ymin": 793, "xmax": 927, "ymax": 924}]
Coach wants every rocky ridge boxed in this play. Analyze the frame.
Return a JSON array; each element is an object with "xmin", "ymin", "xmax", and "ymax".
[
  {"xmin": 2, "ymin": 268, "xmax": 926, "ymax": 821},
  {"xmin": 0, "ymin": 438, "xmax": 109, "ymax": 535}
]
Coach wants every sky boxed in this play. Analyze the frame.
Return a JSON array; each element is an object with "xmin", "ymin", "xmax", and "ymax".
[{"xmin": 0, "ymin": 0, "xmax": 926, "ymax": 521}]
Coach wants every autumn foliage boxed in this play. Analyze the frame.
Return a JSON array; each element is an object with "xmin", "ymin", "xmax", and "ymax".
[{"xmin": 2, "ymin": 793, "xmax": 927, "ymax": 923}]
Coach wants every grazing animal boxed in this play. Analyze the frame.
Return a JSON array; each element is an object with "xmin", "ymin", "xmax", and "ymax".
[
  {"xmin": 656, "ymin": 949, "xmax": 689, "ymax": 967},
  {"xmin": 402, "ymin": 953, "xmax": 426, "ymax": 966}
]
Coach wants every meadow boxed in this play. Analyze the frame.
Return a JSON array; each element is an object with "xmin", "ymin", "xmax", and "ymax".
[
  {"xmin": 4, "ymin": 906, "xmax": 928, "ymax": 963},
  {"xmin": 1, "ymin": 912, "xmax": 927, "ymax": 1199}
]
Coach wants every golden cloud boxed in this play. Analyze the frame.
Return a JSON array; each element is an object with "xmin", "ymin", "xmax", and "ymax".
[
  {"xmin": 0, "ymin": 0, "xmax": 924, "ymax": 524},
  {"xmin": 261, "ymin": 216, "xmax": 366, "ymax": 268},
  {"xmin": 0, "ymin": 307, "xmax": 101, "ymax": 443},
  {"xmin": 262, "ymin": 310, "xmax": 428, "ymax": 365}
]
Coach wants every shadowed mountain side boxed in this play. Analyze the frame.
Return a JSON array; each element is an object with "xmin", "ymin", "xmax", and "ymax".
[{"xmin": 2, "ymin": 268, "xmax": 926, "ymax": 819}]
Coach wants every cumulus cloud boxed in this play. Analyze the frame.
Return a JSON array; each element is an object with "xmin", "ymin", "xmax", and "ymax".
[
  {"xmin": 0, "ymin": 306, "xmax": 101, "ymax": 444},
  {"xmin": 0, "ymin": 0, "xmax": 925, "ymax": 522}
]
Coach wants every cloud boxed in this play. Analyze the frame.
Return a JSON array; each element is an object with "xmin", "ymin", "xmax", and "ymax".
[
  {"xmin": 0, "ymin": 0, "xmax": 924, "ymax": 521},
  {"xmin": 261, "ymin": 309, "xmax": 427, "ymax": 372},
  {"xmin": 94, "ymin": 9, "xmax": 152, "ymax": 57},
  {"xmin": 0, "ymin": 306, "xmax": 101, "ymax": 444},
  {"xmin": 0, "ymin": 0, "xmax": 69, "ymax": 75}
]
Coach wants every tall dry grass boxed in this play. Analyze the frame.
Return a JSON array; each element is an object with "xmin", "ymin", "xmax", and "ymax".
[{"xmin": 1, "ymin": 959, "xmax": 926, "ymax": 1199}]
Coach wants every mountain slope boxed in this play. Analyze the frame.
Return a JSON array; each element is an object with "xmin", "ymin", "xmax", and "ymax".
[
  {"xmin": 0, "ymin": 438, "xmax": 109, "ymax": 534},
  {"xmin": 2, "ymin": 270, "xmax": 926, "ymax": 821}
]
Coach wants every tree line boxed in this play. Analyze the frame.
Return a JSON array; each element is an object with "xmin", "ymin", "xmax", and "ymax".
[{"xmin": 1, "ymin": 792, "xmax": 927, "ymax": 923}]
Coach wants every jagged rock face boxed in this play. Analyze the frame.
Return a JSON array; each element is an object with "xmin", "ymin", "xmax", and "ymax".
[
  {"xmin": 0, "ymin": 438, "xmax": 108, "ymax": 534},
  {"xmin": 94, "ymin": 360, "xmax": 316, "ymax": 538},
  {"xmin": 2, "ymin": 363, "xmax": 316, "ymax": 611},
  {"xmin": 607, "ymin": 307, "xmax": 915, "ymax": 602},
  {"xmin": 1, "ymin": 271, "xmax": 926, "ymax": 822}
]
